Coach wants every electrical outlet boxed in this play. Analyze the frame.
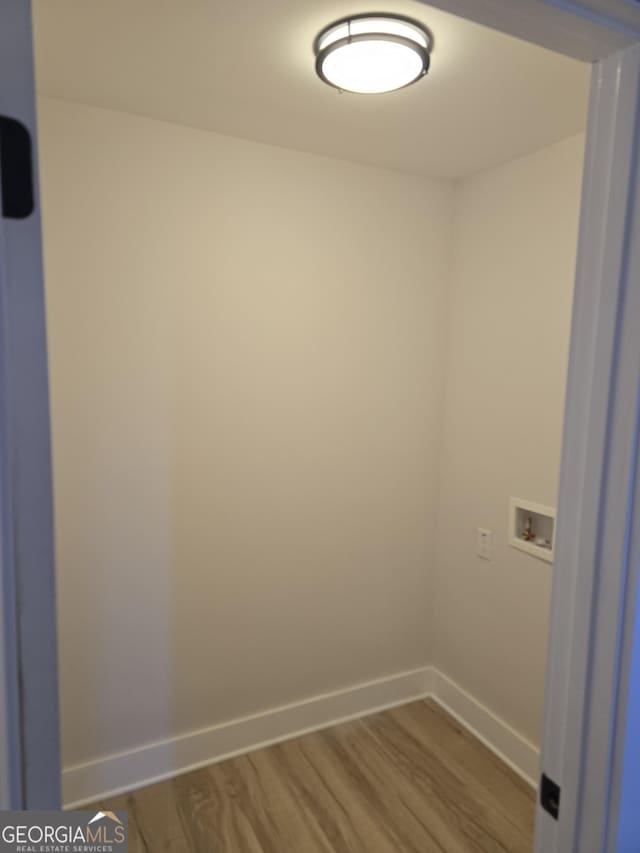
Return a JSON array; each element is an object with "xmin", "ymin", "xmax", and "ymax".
[{"xmin": 477, "ymin": 528, "xmax": 493, "ymax": 560}]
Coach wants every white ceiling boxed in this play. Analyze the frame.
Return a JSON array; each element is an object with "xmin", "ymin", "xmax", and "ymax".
[{"xmin": 32, "ymin": 0, "xmax": 590, "ymax": 180}]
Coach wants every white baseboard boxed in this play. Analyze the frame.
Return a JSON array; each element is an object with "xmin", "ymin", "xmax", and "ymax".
[
  {"xmin": 63, "ymin": 666, "xmax": 433, "ymax": 808},
  {"xmin": 430, "ymin": 668, "xmax": 540, "ymax": 788},
  {"xmin": 63, "ymin": 664, "xmax": 539, "ymax": 807}
]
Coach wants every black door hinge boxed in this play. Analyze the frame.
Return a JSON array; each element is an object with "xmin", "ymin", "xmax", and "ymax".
[
  {"xmin": 0, "ymin": 115, "xmax": 34, "ymax": 219},
  {"xmin": 540, "ymin": 772, "xmax": 561, "ymax": 820}
]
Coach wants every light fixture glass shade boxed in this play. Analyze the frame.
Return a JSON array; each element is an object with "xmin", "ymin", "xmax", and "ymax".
[{"xmin": 315, "ymin": 14, "xmax": 431, "ymax": 94}]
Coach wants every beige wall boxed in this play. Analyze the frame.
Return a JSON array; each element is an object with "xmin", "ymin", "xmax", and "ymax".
[
  {"xmin": 38, "ymin": 97, "xmax": 454, "ymax": 767},
  {"xmin": 434, "ymin": 134, "xmax": 585, "ymax": 744},
  {"xmin": 39, "ymin": 95, "xmax": 583, "ymax": 770}
]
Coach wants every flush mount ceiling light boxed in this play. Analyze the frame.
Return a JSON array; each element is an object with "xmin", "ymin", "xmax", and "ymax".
[{"xmin": 314, "ymin": 13, "xmax": 432, "ymax": 94}]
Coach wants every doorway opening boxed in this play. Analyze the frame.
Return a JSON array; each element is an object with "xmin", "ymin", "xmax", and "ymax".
[{"xmin": 11, "ymin": 1, "xmax": 640, "ymax": 852}]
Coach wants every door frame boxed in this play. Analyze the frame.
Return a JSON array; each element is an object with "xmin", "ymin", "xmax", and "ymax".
[
  {"xmin": 1, "ymin": 0, "xmax": 640, "ymax": 845},
  {"xmin": 0, "ymin": 0, "xmax": 61, "ymax": 810},
  {"xmin": 532, "ymin": 40, "xmax": 640, "ymax": 853}
]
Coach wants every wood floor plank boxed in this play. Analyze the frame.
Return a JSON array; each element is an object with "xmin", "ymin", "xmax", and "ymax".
[
  {"xmin": 243, "ymin": 744, "xmax": 343, "ymax": 852},
  {"xmin": 350, "ymin": 707, "xmax": 530, "ymax": 852},
  {"xmin": 312, "ymin": 721, "xmax": 455, "ymax": 853},
  {"xmin": 127, "ymin": 778, "xmax": 193, "ymax": 852},
  {"xmin": 90, "ymin": 792, "xmax": 151, "ymax": 853},
  {"xmin": 395, "ymin": 701, "xmax": 535, "ymax": 834},
  {"xmin": 336, "ymin": 717, "xmax": 506, "ymax": 851},
  {"xmin": 89, "ymin": 699, "xmax": 535, "ymax": 853},
  {"xmin": 277, "ymin": 728, "xmax": 422, "ymax": 853}
]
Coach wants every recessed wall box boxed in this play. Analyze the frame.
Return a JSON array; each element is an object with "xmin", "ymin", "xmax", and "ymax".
[{"xmin": 508, "ymin": 497, "xmax": 555, "ymax": 563}]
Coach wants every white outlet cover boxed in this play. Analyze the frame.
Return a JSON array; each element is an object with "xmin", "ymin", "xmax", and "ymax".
[{"xmin": 477, "ymin": 528, "xmax": 493, "ymax": 560}]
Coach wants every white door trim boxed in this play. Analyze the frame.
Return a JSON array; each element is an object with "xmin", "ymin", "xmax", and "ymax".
[
  {"xmin": 534, "ymin": 42, "xmax": 640, "ymax": 853},
  {"xmin": 416, "ymin": 0, "xmax": 640, "ymax": 60},
  {"xmin": 0, "ymin": 0, "xmax": 61, "ymax": 809},
  {"xmin": 0, "ymin": 205, "xmax": 22, "ymax": 809}
]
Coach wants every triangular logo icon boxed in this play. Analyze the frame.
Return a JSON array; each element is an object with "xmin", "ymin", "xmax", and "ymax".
[{"xmin": 88, "ymin": 811, "xmax": 123, "ymax": 826}]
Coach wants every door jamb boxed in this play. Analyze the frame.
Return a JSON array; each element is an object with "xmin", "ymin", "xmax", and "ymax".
[
  {"xmin": 534, "ymin": 42, "xmax": 640, "ymax": 853},
  {"xmin": 0, "ymin": 0, "xmax": 61, "ymax": 809}
]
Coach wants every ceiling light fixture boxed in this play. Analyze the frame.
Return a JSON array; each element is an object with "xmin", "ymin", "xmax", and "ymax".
[{"xmin": 314, "ymin": 13, "xmax": 432, "ymax": 94}]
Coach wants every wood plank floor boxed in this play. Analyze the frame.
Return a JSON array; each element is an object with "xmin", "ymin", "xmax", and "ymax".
[{"xmin": 94, "ymin": 700, "xmax": 535, "ymax": 853}]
